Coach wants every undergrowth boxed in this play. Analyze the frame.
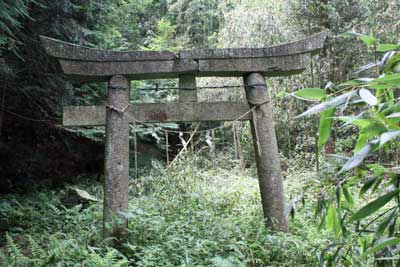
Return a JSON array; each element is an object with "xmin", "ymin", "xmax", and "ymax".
[{"xmin": 0, "ymin": 153, "xmax": 328, "ymax": 266}]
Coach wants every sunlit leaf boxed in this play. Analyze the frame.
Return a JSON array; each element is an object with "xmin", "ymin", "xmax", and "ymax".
[
  {"xmin": 384, "ymin": 54, "xmax": 400, "ymax": 73},
  {"xmin": 387, "ymin": 112, "xmax": 400, "ymax": 118},
  {"xmin": 380, "ymin": 51, "xmax": 396, "ymax": 71},
  {"xmin": 349, "ymin": 189, "xmax": 400, "ymax": 222},
  {"xmin": 324, "ymin": 81, "xmax": 336, "ymax": 90},
  {"xmin": 340, "ymin": 142, "xmax": 375, "ymax": 173},
  {"xmin": 377, "ymin": 44, "xmax": 400, "ymax": 52},
  {"xmin": 380, "ymin": 130, "xmax": 400, "ymax": 146},
  {"xmin": 342, "ymin": 32, "xmax": 376, "ymax": 46},
  {"xmin": 293, "ymin": 88, "xmax": 327, "ymax": 101},
  {"xmin": 297, "ymin": 91, "xmax": 357, "ymax": 118},
  {"xmin": 350, "ymin": 118, "xmax": 386, "ymax": 152},
  {"xmin": 367, "ymin": 73, "xmax": 400, "ymax": 89},
  {"xmin": 359, "ymin": 88, "xmax": 378, "ymax": 106},
  {"xmin": 354, "ymin": 62, "xmax": 378, "ymax": 74}
]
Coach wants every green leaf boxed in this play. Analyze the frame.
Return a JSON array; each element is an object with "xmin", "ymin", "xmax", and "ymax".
[
  {"xmin": 377, "ymin": 44, "xmax": 400, "ymax": 52},
  {"xmin": 342, "ymin": 32, "xmax": 376, "ymax": 46},
  {"xmin": 297, "ymin": 91, "xmax": 357, "ymax": 118},
  {"xmin": 340, "ymin": 142, "xmax": 375, "ymax": 173},
  {"xmin": 384, "ymin": 55, "xmax": 400, "ymax": 73},
  {"xmin": 359, "ymin": 88, "xmax": 378, "ymax": 106},
  {"xmin": 363, "ymin": 238, "xmax": 400, "ymax": 257},
  {"xmin": 327, "ymin": 204, "xmax": 341, "ymax": 238},
  {"xmin": 376, "ymin": 210, "xmax": 396, "ymax": 237},
  {"xmin": 367, "ymin": 73, "xmax": 400, "ymax": 89},
  {"xmin": 380, "ymin": 130, "xmax": 400, "ymax": 147},
  {"xmin": 350, "ymin": 117, "xmax": 386, "ymax": 152},
  {"xmin": 349, "ymin": 189, "xmax": 400, "ymax": 222},
  {"xmin": 293, "ymin": 88, "xmax": 327, "ymax": 101},
  {"xmin": 387, "ymin": 112, "xmax": 400, "ymax": 118},
  {"xmin": 342, "ymin": 184, "xmax": 355, "ymax": 208},
  {"xmin": 318, "ymin": 108, "xmax": 335, "ymax": 153},
  {"xmin": 360, "ymin": 36, "xmax": 376, "ymax": 46}
]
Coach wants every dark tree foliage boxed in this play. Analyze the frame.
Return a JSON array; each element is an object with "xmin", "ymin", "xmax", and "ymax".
[
  {"xmin": 169, "ymin": 0, "xmax": 221, "ymax": 48},
  {"xmin": 0, "ymin": 1, "xmax": 109, "ymax": 191}
]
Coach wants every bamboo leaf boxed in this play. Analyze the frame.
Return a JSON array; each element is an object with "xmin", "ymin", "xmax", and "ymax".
[
  {"xmin": 318, "ymin": 108, "xmax": 335, "ymax": 153},
  {"xmin": 387, "ymin": 112, "xmax": 400, "ymax": 118},
  {"xmin": 349, "ymin": 189, "xmax": 400, "ymax": 222},
  {"xmin": 297, "ymin": 91, "xmax": 357, "ymax": 118},
  {"xmin": 360, "ymin": 176, "xmax": 377, "ymax": 196},
  {"xmin": 380, "ymin": 130, "xmax": 400, "ymax": 146},
  {"xmin": 342, "ymin": 184, "xmax": 355, "ymax": 208},
  {"xmin": 327, "ymin": 204, "xmax": 341, "ymax": 238},
  {"xmin": 377, "ymin": 44, "xmax": 400, "ymax": 52},
  {"xmin": 293, "ymin": 88, "xmax": 327, "ymax": 101},
  {"xmin": 340, "ymin": 142, "xmax": 374, "ymax": 173},
  {"xmin": 354, "ymin": 62, "xmax": 378, "ymax": 74},
  {"xmin": 376, "ymin": 211, "xmax": 396, "ymax": 237},
  {"xmin": 359, "ymin": 88, "xmax": 378, "ymax": 106},
  {"xmin": 363, "ymin": 238, "xmax": 400, "ymax": 257},
  {"xmin": 342, "ymin": 32, "xmax": 376, "ymax": 46}
]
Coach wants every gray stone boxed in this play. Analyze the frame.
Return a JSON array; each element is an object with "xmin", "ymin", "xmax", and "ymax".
[
  {"xmin": 40, "ymin": 36, "xmax": 177, "ymax": 61},
  {"xmin": 63, "ymin": 102, "xmax": 252, "ymax": 126},
  {"xmin": 179, "ymin": 74, "xmax": 197, "ymax": 102},
  {"xmin": 244, "ymin": 72, "xmax": 288, "ymax": 231},
  {"xmin": 180, "ymin": 31, "xmax": 328, "ymax": 59},
  {"xmin": 41, "ymin": 32, "xmax": 328, "ymax": 81},
  {"xmin": 103, "ymin": 75, "xmax": 130, "ymax": 237}
]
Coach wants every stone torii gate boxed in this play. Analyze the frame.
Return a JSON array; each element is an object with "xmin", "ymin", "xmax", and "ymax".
[{"xmin": 41, "ymin": 32, "xmax": 327, "ymax": 235}]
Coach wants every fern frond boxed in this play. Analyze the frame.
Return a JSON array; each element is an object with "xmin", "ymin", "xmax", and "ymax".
[
  {"xmin": 27, "ymin": 235, "xmax": 45, "ymax": 260},
  {"xmin": 5, "ymin": 233, "xmax": 30, "ymax": 266}
]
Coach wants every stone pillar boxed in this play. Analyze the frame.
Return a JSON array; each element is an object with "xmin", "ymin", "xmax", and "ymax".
[
  {"xmin": 243, "ymin": 73, "xmax": 288, "ymax": 231},
  {"xmin": 103, "ymin": 75, "xmax": 130, "ymax": 237},
  {"xmin": 178, "ymin": 74, "xmax": 197, "ymax": 102}
]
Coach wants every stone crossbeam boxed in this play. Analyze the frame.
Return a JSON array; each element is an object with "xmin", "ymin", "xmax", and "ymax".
[
  {"xmin": 63, "ymin": 102, "xmax": 252, "ymax": 126},
  {"xmin": 40, "ymin": 31, "xmax": 327, "ymax": 81}
]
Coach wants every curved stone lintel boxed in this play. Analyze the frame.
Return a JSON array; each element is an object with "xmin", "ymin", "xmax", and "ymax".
[
  {"xmin": 41, "ymin": 31, "xmax": 328, "ymax": 62},
  {"xmin": 180, "ymin": 31, "xmax": 328, "ymax": 59},
  {"xmin": 40, "ymin": 31, "xmax": 327, "ymax": 81},
  {"xmin": 40, "ymin": 36, "xmax": 178, "ymax": 62}
]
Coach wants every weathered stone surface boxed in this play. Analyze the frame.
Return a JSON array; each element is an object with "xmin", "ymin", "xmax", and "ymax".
[
  {"xmin": 180, "ymin": 31, "xmax": 328, "ymax": 59},
  {"xmin": 179, "ymin": 74, "xmax": 197, "ymax": 102},
  {"xmin": 197, "ymin": 53, "xmax": 310, "ymax": 77},
  {"xmin": 59, "ymin": 59, "xmax": 199, "ymax": 81},
  {"xmin": 103, "ymin": 75, "xmax": 130, "ymax": 237},
  {"xmin": 40, "ymin": 36, "xmax": 177, "ymax": 61},
  {"xmin": 41, "ymin": 32, "xmax": 328, "ymax": 81},
  {"xmin": 244, "ymin": 72, "xmax": 288, "ymax": 231},
  {"xmin": 63, "ymin": 102, "xmax": 252, "ymax": 126},
  {"xmin": 58, "ymin": 53, "xmax": 310, "ymax": 81}
]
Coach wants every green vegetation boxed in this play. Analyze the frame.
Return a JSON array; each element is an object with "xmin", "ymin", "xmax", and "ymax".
[
  {"xmin": 1, "ymin": 155, "xmax": 326, "ymax": 266},
  {"xmin": 1, "ymin": 0, "xmax": 400, "ymax": 266},
  {"xmin": 295, "ymin": 33, "xmax": 400, "ymax": 266}
]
